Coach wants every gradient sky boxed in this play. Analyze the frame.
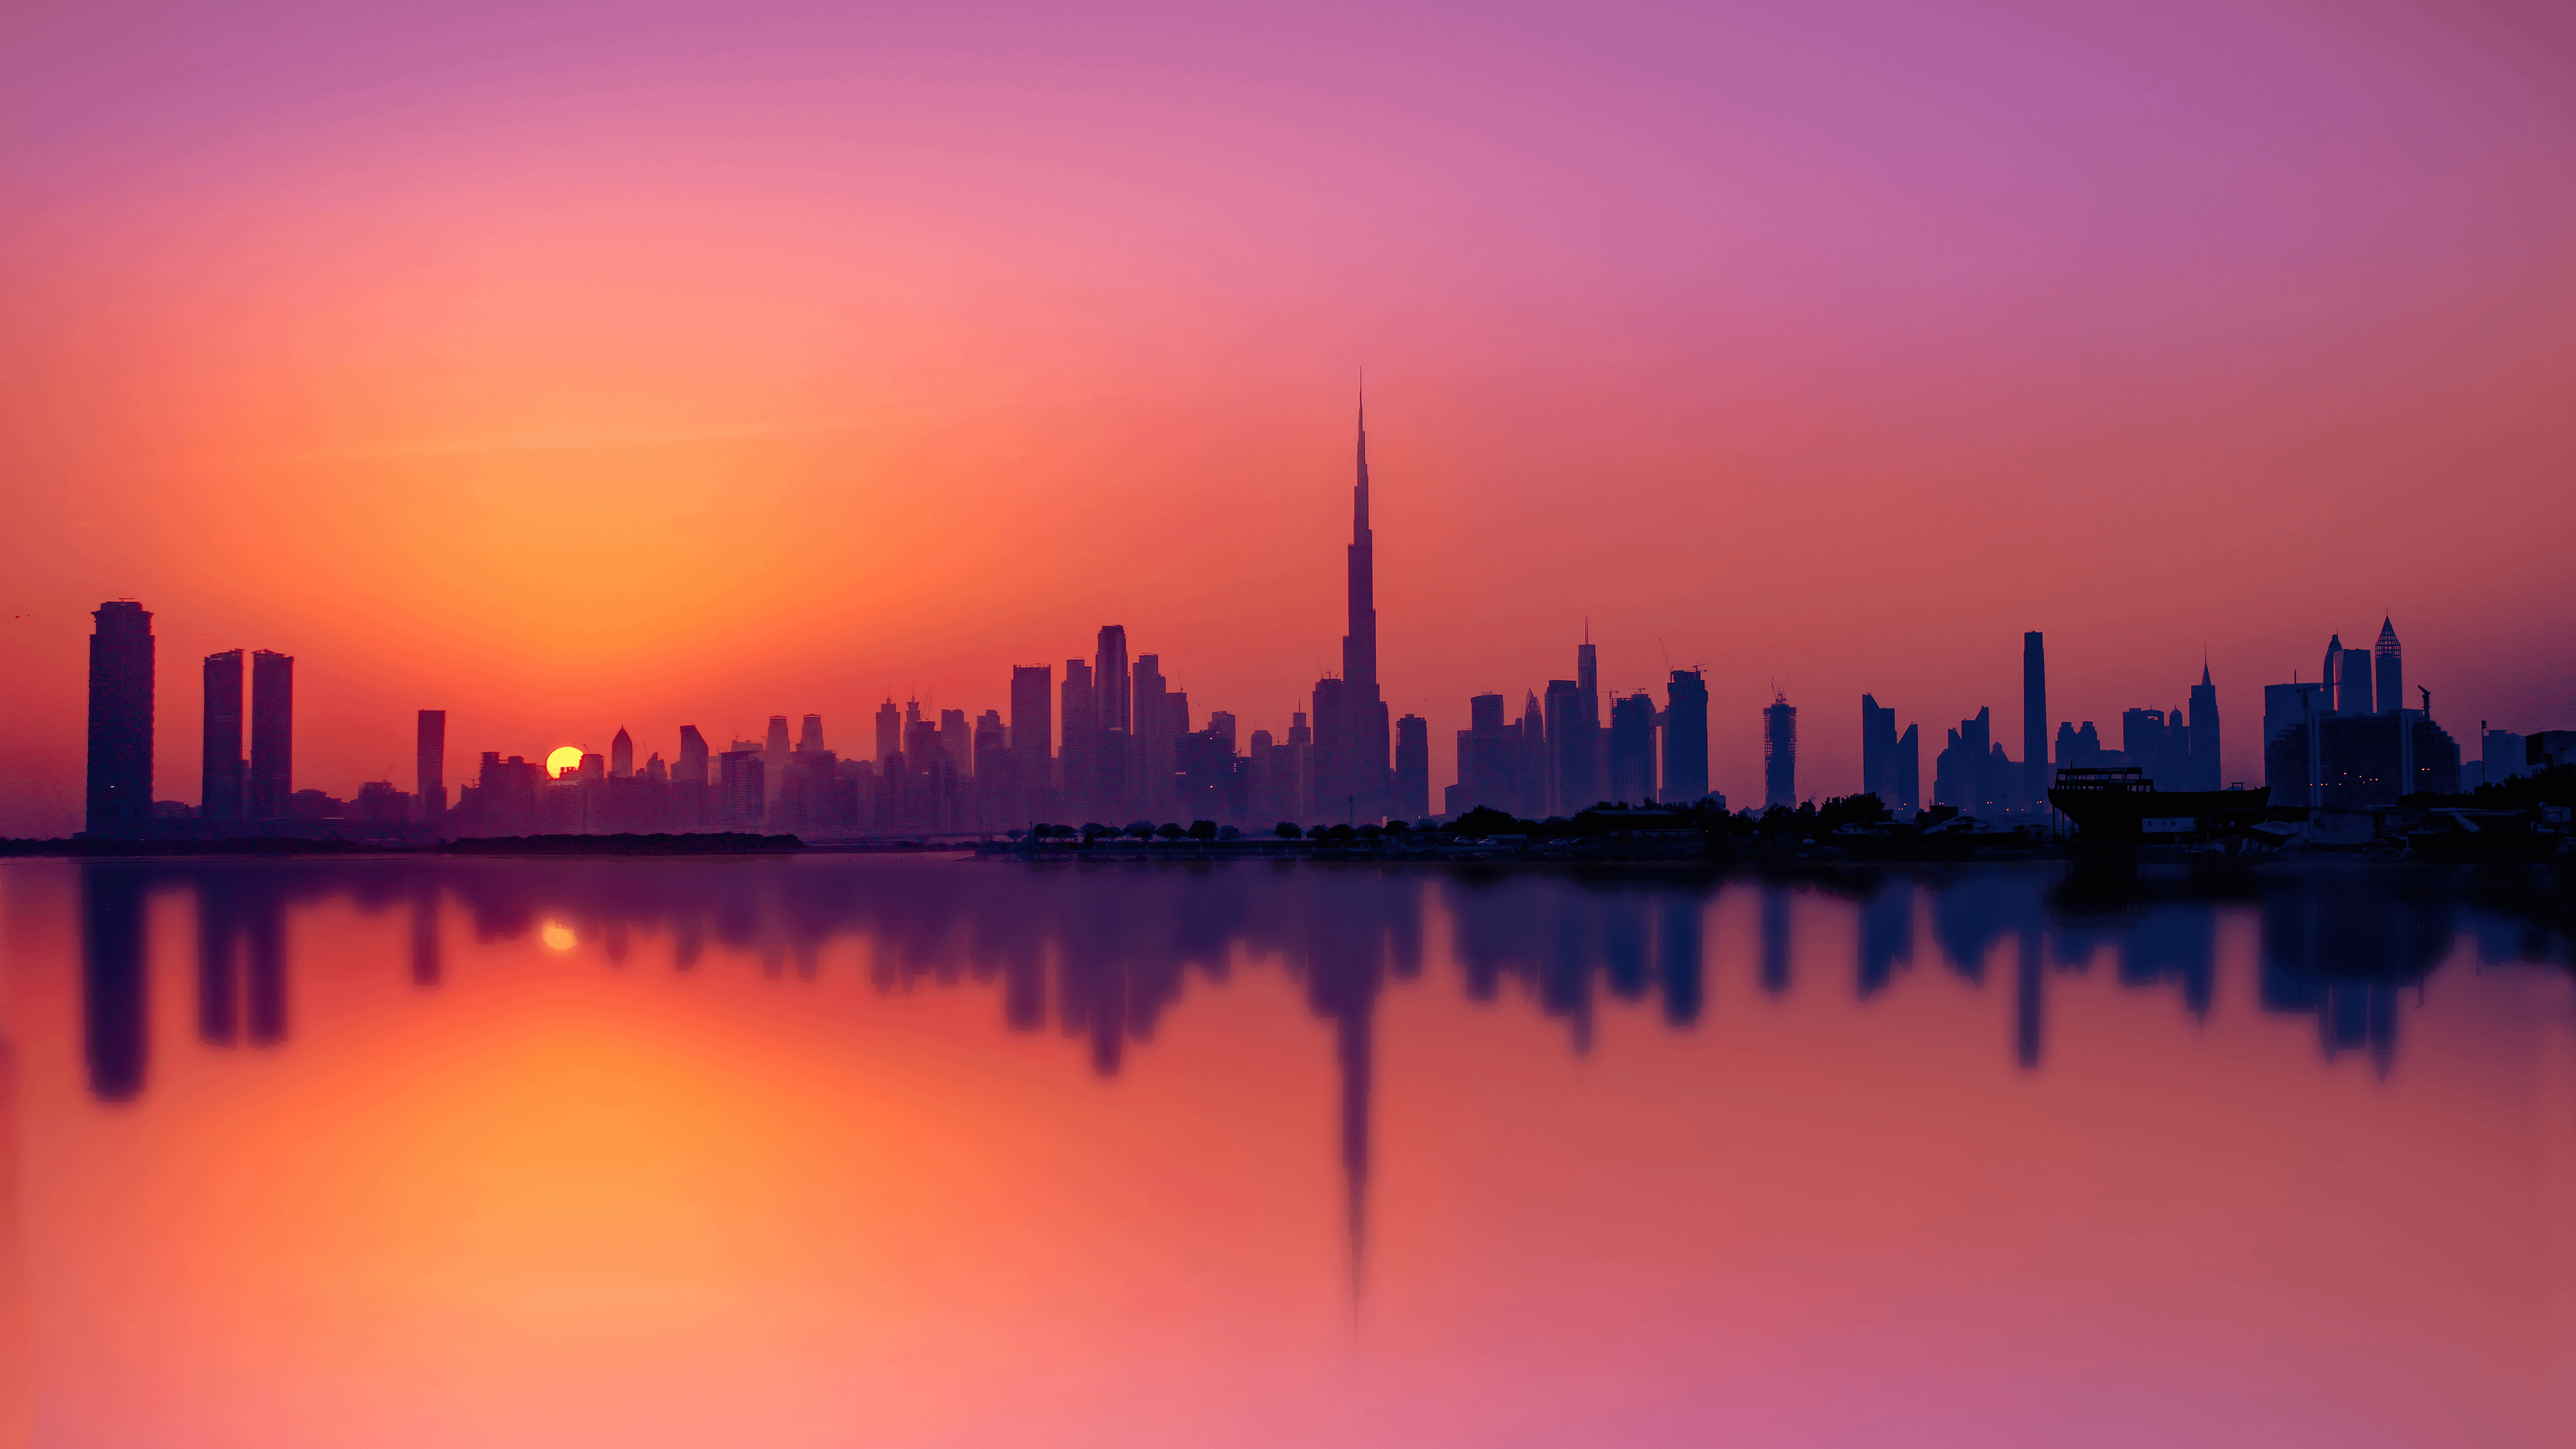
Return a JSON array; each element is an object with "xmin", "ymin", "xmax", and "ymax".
[{"xmin": 5, "ymin": 0, "xmax": 2573, "ymax": 832}]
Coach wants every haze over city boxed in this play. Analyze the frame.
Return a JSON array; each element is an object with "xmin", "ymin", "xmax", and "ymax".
[{"xmin": 5, "ymin": 0, "xmax": 2573, "ymax": 838}]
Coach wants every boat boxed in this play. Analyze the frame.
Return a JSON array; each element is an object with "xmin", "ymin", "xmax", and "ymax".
[{"xmin": 2045, "ymin": 767, "xmax": 2269, "ymax": 847}]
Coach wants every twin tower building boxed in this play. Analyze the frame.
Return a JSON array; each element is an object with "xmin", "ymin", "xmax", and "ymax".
[{"xmin": 82, "ymin": 599, "xmax": 307, "ymax": 836}]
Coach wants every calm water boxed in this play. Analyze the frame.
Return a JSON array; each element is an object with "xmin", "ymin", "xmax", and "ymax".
[{"xmin": 0, "ymin": 856, "xmax": 2569, "ymax": 1447}]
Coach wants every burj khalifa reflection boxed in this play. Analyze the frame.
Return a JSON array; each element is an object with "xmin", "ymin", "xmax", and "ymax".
[{"xmin": 64, "ymin": 858, "xmax": 2573, "ymax": 1283}]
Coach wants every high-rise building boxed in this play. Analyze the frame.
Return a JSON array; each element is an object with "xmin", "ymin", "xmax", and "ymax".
[
  {"xmin": 610, "ymin": 726, "xmax": 634, "ymax": 779},
  {"xmin": 938, "ymin": 708, "xmax": 971, "ymax": 780},
  {"xmin": 2187, "ymin": 665, "xmax": 2220, "ymax": 790},
  {"xmin": 717, "ymin": 749, "xmax": 765, "ymax": 829},
  {"xmin": 1094, "ymin": 627, "xmax": 1130, "ymax": 816},
  {"xmin": 800, "ymin": 714, "xmax": 825, "ymax": 753},
  {"xmin": 1935, "ymin": 707, "xmax": 1990, "ymax": 811},
  {"xmin": 2373, "ymin": 619, "xmax": 2402, "ymax": 716},
  {"xmin": 416, "ymin": 709, "xmax": 447, "ymax": 824},
  {"xmin": 678, "ymin": 725, "xmax": 710, "ymax": 786},
  {"xmin": 1516, "ymin": 691, "xmax": 1549, "ymax": 820},
  {"xmin": 1010, "ymin": 665, "xmax": 1053, "ymax": 820},
  {"xmin": 1543, "ymin": 680, "xmax": 1585, "ymax": 816},
  {"xmin": 1763, "ymin": 693, "xmax": 1797, "ymax": 808},
  {"xmin": 972, "ymin": 710, "xmax": 1010, "ymax": 829},
  {"xmin": 1132, "ymin": 653, "xmax": 1173, "ymax": 814},
  {"xmin": 202, "ymin": 649, "xmax": 246, "ymax": 824},
  {"xmin": 763, "ymin": 716, "xmax": 791, "ymax": 805},
  {"xmin": 1393, "ymin": 714, "xmax": 1430, "ymax": 822},
  {"xmin": 1660, "ymin": 669, "xmax": 1709, "ymax": 806},
  {"xmin": 2262, "ymin": 682, "xmax": 2326, "ymax": 804},
  {"xmin": 1862, "ymin": 694, "xmax": 1897, "ymax": 803},
  {"xmin": 87, "ymin": 601, "xmax": 155, "ymax": 837},
  {"xmin": 1312, "ymin": 393, "xmax": 1393, "ymax": 824},
  {"xmin": 1607, "ymin": 692, "xmax": 1657, "ymax": 804},
  {"xmin": 2023, "ymin": 632, "xmax": 2047, "ymax": 801},
  {"xmin": 1894, "ymin": 723, "xmax": 1921, "ymax": 812},
  {"xmin": 1060, "ymin": 659, "xmax": 1097, "ymax": 820},
  {"xmin": 249, "ymin": 649, "xmax": 293, "ymax": 820}
]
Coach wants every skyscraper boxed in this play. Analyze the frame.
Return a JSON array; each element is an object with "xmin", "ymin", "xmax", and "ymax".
[
  {"xmin": 2373, "ymin": 619, "xmax": 2402, "ymax": 717},
  {"xmin": 1660, "ymin": 669, "xmax": 1709, "ymax": 806},
  {"xmin": 202, "ymin": 649, "xmax": 246, "ymax": 824},
  {"xmin": 1133, "ymin": 653, "xmax": 1173, "ymax": 814},
  {"xmin": 1313, "ymin": 392, "xmax": 1393, "ymax": 823},
  {"xmin": 416, "ymin": 709, "xmax": 446, "ymax": 823},
  {"xmin": 875, "ymin": 698, "xmax": 902, "ymax": 765},
  {"xmin": 763, "ymin": 715, "xmax": 791, "ymax": 805},
  {"xmin": 678, "ymin": 725, "xmax": 710, "ymax": 786},
  {"xmin": 610, "ymin": 726, "xmax": 634, "ymax": 778},
  {"xmin": 2023, "ymin": 631, "xmax": 2047, "ymax": 799},
  {"xmin": 1010, "ymin": 664, "xmax": 1053, "ymax": 820},
  {"xmin": 1543, "ymin": 679, "xmax": 1584, "ymax": 816},
  {"xmin": 1607, "ymin": 692, "xmax": 1657, "ymax": 804},
  {"xmin": 1763, "ymin": 693, "xmax": 1797, "ymax": 808},
  {"xmin": 249, "ymin": 649, "xmax": 293, "ymax": 820},
  {"xmin": 1093, "ymin": 627, "xmax": 1129, "ymax": 816},
  {"xmin": 1862, "ymin": 694, "xmax": 1896, "ymax": 802},
  {"xmin": 1894, "ymin": 723, "xmax": 1921, "ymax": 812},
  {"xmin": 87, "ymin": 601, "xmax": 154, "ymax": 837},
  {"xmin": 1060, "ymin": 658, "xmax": 1097, "ymax": 818},
  {"xmin": 800, "ymin": 714, "xmax": 826, "ymax": 753},
  {"xmin": 1393, "ymin": 714, "xmax": 1429, "ymax": 822},
  {"xmin": 2187, "ymin": 665, "xmax": 2220, "ymax": 790}
]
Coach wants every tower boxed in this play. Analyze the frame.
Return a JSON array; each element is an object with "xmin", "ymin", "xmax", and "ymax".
[
  {"xmin": 203, "ymin": 649, "xmax": 245, "ymax": 823},
  {"xmin": 2188, "ymin": 665, "xmax": 2220, "ymax": 790},
  {"xmin": 1314, "ymin": 388, "xmax": 1393, "ymax": 822},
  {"xmin": 1661, "ymin": 669, "xmax": 1709, "ymax": 806},
  {"xmin": 763, "ymin": 716, "xmax": 790, "ymax": 804},
  {"xmin": 1862, "ymin": 694, "xmax": 1896, "ymax": 802},
  {"xmin": 416, "ymin": 709, "xmax": 447, "ymax": 822},
  {"xmin": 610, "ymin": 726, "xmax": 634, "ymax": 778},
  {"xmin": 87, "ymin": 601, "xmax": 155, "ymax": 837},
  {"xmin": 248, "ymin": 649, "xmax": 292, "ymax": 820},
  {"xmin": 1011, "ymin": 664, "xmax": 1053, "ymax": 820},
  {"xmin": 2022, "ymin": 631, "xmax": 2047, "ymax": 798},
  {"xmin": 1763, "ymin": 692, "xmax": 1797, "ymax": 809},
  {"xmin": 2373, "ymin": 619, "xmax": 2402, "ymax": 717},
  {"xmin": 1093, "ymin": 626, "xmax": 1129, "ymax": 815}
]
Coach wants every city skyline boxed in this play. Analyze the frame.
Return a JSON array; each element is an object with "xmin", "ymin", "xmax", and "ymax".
[{"xmin": 27, "ymin": 386, "xmax": 2564, "ymax": 837}]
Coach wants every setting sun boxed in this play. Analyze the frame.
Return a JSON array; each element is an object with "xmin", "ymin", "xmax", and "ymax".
[{"xmin": 546, "ymin": 745, "xmax": 584, "ymax": 777}]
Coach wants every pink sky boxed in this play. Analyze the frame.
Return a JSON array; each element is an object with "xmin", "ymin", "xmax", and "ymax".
[{"xmin": 3, "ymin": 0, "xmax": 2573, "ymax": 831}]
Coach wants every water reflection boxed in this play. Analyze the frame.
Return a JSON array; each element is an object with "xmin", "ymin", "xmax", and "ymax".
[{"xmin": 68, "ymin": 859, "xmax": 2576, "ymax": 1217}]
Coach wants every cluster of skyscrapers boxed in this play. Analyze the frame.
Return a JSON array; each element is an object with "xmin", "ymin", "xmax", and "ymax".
[{"xmin": 66, "ymin": 405, "xmax": 2555, "ymax": 840}]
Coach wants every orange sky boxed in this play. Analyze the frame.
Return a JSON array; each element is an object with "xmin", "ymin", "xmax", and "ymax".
[{"xmin": 4, "ymin": 0, "xmax": 2573, "ymax": 832}]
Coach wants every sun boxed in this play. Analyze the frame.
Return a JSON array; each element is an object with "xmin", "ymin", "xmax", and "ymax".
[{"xmin": 546, "ymin": 745, "xmax": 584, "ymax": 777}]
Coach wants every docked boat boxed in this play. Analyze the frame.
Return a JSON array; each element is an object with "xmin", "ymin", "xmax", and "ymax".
[{"xmin": 2045, "ymin": 767, "xmax": 2269, "ymax": 847}]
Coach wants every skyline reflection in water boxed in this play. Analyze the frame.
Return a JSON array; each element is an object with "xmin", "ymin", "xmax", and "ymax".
[{"xmin": 4, "ymin": 856, "xmax": 2573, "ymax": 1446}]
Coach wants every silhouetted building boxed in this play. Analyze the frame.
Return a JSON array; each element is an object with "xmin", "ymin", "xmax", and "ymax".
[
  {"xmin": 1935, "ymin": 707, "xmax": 1992, "ymax": 812},
  {"xmin": 1763, "ymin": 692, "xmax": 1796, "ymax": 808},
  {"xmin": 1543, "ymin": 679, "xmax": 1584, "ymax": 816},
  {"xmin": 1010, "ymin": 664, "xmax": 1052, "ymax": 822},
  {"xmin": 1608, "ymin": 692, "xmax": 1656, "ymax": 804},
  {"xmin": 202, "ymin": 649, "xmax": 245, "ymax": 824},
  {"xmin": 1313, "ymin": 394, "xmax": 1393, "ymax": 823},
  {"xmin": 249, "ymin": 649, "xmax": 293, "ymax": 820},
  {"xmin": 874, "ymin": 698, "xmax": 901, "ymax": 766},
  {"xmin": 2023, "ymin": 632, "xmax": 2047, "ymax": 802},
  {"xmin": 87, "ymin": 601, "xmax": 156, "ymax": 838},
  {"xmin": 1393, "ymin": 714, "xmax": 1429, "ymax": 821},
  {"xmin": 1060, "ymin": 659, "xmax": 1097, "ymax": 820},
  {"xmin": 763, "ymin": 716, "xmax": 791, "ymax": 806},
  {"xmin": 1452, "ymin": 692, "xmax": 1523, "ymax": 818},
  {"xmin": 1133, "ymin": 654, "xmax": 1174, "ymax": 816},
  {"xmin": 718, "ymin": 749, "xmax": 765, "ymax": 829},
  {"xmin": 2373, "ymin": 619, "xmax": 2402, "ymax": 716},
  {"xmin": 416, "ymin": 709, "xmax": 446, "ymax": 824},
  {"xmin": 1661, "ymin": 669, "xmax": 1709, "ymax": 805},
  {"xmin": 1862, "ymin": 694, "xmax": 1897, "ymax": 806},
  {"xmin": 677, "ymin": 726, "xmax": 710, "ymax": 786},
  {"xmin": 973, "ymin": 710, "xmax": 1010, "ymax": 828},
  {"xmin": 610, "ymin": 726, "xmax": 633, "ymax": 779},
  {"xmin": 2186, "ymin": 665, "xmax": 2221, "ymax": 790},
  {"xmin": 1094, "ymin": 627, "xmax": 1130, "ymax": 817}
]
